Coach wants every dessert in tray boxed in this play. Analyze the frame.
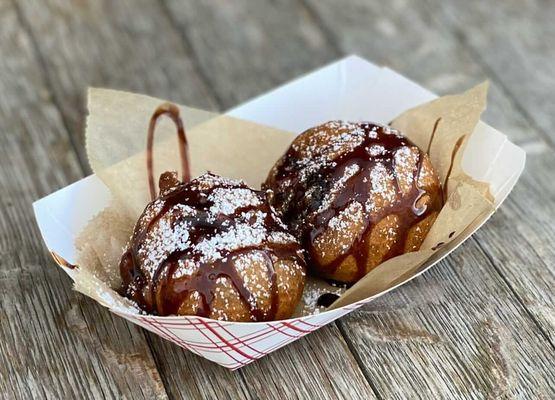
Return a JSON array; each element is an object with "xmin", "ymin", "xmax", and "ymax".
[
  {"xmin": 33, "ymin": 59, "xmax": 525, "ymax": 368},
  {"xmin": 118, "ymin": 102, "xmax": 444, "ymax": 321}
]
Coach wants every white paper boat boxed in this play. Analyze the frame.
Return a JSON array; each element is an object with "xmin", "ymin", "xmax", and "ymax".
[{"xmin": 33, "ymin": 56, "xmax": 525, "ymax": 369}]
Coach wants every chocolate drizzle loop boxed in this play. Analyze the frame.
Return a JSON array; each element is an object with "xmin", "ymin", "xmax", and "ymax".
[{"xmin": 147, "ymin": 103, "xmax": 190, "ymax": 200}]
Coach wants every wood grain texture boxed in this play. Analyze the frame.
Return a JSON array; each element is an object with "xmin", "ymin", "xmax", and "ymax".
[
  {"xmin": 0, "ymin": 2, "xmax": 168, "ymax": 399},
  {"xmin": 164, "ymin": 0, "xmax": 338, "ymax": 108},
  {"xmin": 14, "ymin": 0, "xmax": 218, "ymax": 172},
  {"xmin": 429, "ymin": 0, "xmax": 555, "ymax": 146},
  {"xmin": 303, "ymin": 0, "xmax": 540, "ymax": 146}
]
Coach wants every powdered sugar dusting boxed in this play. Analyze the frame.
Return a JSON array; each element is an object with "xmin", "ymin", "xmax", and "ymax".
[
  {"xmin": 209, "ymin": 187, "xmax": 262, "ymax": 215},
  {"xmin": 317, "ymin": 163, "xmax": 361, "ymax": 214},
  {"xmin": 367, "ymin": 144, "xmax": 386, "ymax": 156},
  {"xmin": 267, "ymin": 120, "xmax": 442, "ymax": 283},
  {"xmin": 371, "ymin": 163, "xmax": 396, "ymax": 201},
  {"xmin": 122, "ymin": 172, "xmax": 305, "ymax": 320},
  {"xmin": 195, "ymin": 210, "xmax": 268, "ymax": 263},
  {"xmin": 296, "ymin": 277, "xmax": 346, "ymax": 316},
  {"xmin": 138, "ymin": 217, "xmax": 192, "ymax": 277},
  {"xmin": 394, "ymin": 146, "xmax": 419, "ymax": 194}
]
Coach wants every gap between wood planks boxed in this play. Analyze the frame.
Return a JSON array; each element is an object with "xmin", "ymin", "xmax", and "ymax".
[{"xmin": 335, "ymin": 322, "xmax": 385, "ymax": 400}]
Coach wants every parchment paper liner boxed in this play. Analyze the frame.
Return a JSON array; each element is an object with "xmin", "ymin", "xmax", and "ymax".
[{"xmin": 73, "ymin": 83, "xmax": 493, "ymax": 317}]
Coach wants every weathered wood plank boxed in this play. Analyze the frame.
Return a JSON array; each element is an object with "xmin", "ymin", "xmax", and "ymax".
[
  {"xmin": 15, "ymin": 0, "xmax": 379, "ymax": 398},
  {"xmin": 303, "ymin": 0, "xmax": 540, "ymax": 146},
  {"xmin": 339, "ymin": 230, "xmax": 555, "ymax": 398},
  {"xmin": 472, "ymin": 146, "xmax": 555, "ymax": 344},
  {"xmin": 164, "ymin": 0, "xmax": 338, "ymax": 108},
  {"xmin": 0, "ymin": 2, "xmax": 168, "ymax": 399},
  {"xmin": 15, "ymin": 0, "xmax": 218, "ymax": 173},
  {"xmin": 428, "ymin": 0, "xmax": 555, "ymax": 145}
]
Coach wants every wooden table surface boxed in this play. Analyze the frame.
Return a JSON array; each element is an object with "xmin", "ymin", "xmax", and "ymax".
[{"xmin": 1, "ymin": 1, "xmax": 554, "ymax": 399}]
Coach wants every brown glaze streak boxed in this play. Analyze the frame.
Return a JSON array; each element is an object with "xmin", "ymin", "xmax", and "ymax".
[
  {"xmin": 271, "ymin": 122, "xmax": 443, "ymax": 281},
  {"xmin": 427, "ymin": 118, "xmax": 442, "ymax": 154},
  {"xmin": 442, "ymin": 135, "xmax": 465, "ymax": 202},
  {"xmin": 146, "ymin": 103, "xmax": 190, "ymax": 200},
  {"xmin": 120, "ymin": 175, "xmax": 304, "ymax": 319}
]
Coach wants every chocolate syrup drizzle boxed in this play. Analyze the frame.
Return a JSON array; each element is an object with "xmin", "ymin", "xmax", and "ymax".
[
  {"xmin": 120, "ymin": 104, "xmax": 304, "ymax": 320},
  {"xmin": 146, "ymin": 103, "xmax": 190, "ymax": 200},
  {"xmin": 269, "ymin": 122, "xmax": 443, "ymax": 281}
]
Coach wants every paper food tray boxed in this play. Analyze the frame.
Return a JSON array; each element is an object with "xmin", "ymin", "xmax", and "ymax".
[{"xmin": 33, "ymin": 55, "xmax": 525, "ymax": 369}]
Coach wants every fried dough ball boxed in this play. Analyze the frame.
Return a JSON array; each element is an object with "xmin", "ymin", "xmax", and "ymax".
[
  {"xmin": 120, "ymin": 172, "xmax": 306, "ymax": 321},
  {"xmin": 265, "ymin": 121, "xmax": 442, "ymax": 283}
]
